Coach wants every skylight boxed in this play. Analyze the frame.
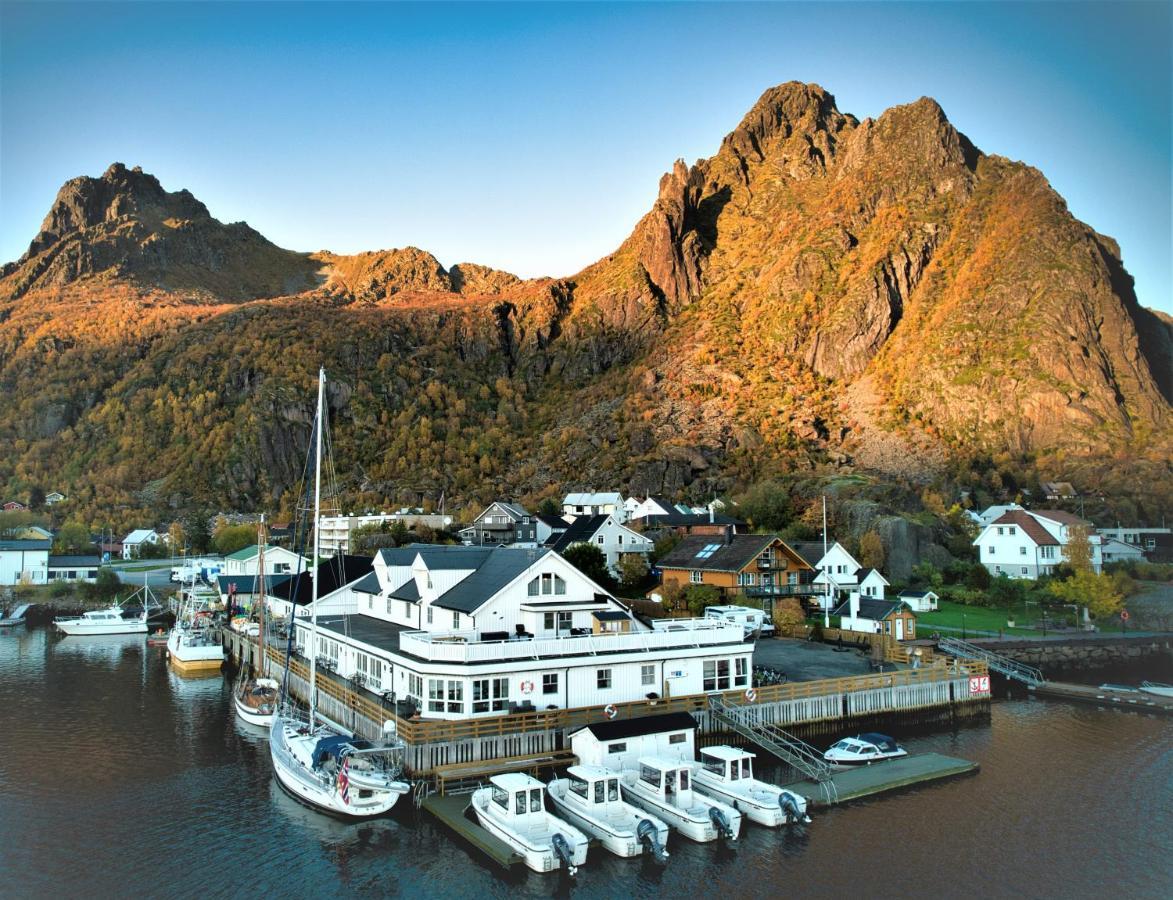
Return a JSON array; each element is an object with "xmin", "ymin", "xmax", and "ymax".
[{"xmin": 695, "ymin": 543, "xmax": 721, "ymax": 559}]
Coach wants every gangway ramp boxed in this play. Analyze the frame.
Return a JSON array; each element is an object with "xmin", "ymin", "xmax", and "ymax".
[
  {"xmin": 708, "ymin": 695, "xmax": 838, "ymax": 805},
  {"xmin": 937, "ymin": 638, "xmax": 1044, "ymax": 686}
]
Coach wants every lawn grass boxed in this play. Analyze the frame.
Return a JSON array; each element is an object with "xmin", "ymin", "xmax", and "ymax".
[{"xmin": 916, "ymin": 600, "xmax": 1077, "ymax": 636}]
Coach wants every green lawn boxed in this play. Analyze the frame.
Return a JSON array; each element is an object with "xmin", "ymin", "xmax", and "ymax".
[{"xmin": 916, "ymin": 600, "xmax": 1073, "ymax": 636}]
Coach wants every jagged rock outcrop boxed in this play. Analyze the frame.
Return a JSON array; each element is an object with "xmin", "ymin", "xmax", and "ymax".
[{"xmin": 0, "ymin": 82, "xmax": 1168, "ymax": 523}]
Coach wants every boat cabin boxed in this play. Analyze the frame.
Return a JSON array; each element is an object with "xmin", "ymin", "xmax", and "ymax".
[
  {"xmin": 698, "ymin": 745, "xmax": 755, "ymax": 783},
  {"xmin": 564, "ymin": 765, "xmax": 622, "ymax": 807},
  {"xmin": 489, "ymin": 772, "xmax": 549, "ymax": 819},
  {"xmin": 636, "ymin": 757, "xmax": 697, "ymax": 803}
]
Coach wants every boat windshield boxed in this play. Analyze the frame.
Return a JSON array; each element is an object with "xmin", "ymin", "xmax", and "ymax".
[
  {"xmin": 529, "ymin": 788, "xmax": 542, "ymax": 812},
  {"xmin": 608, "ymin": 778, "xmax": 619, "ymax": 801},
  {"xmin": 594, "ymin": 780, "xmax": 605, "ymax": 803},
  {"xmin": 740, "ymin": 758, "xmax": 752, "ymax": 779}
]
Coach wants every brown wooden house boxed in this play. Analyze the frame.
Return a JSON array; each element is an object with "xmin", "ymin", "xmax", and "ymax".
[{"xmin": 655, "ymin": 532, "xmax": 813, "ymax": 611}]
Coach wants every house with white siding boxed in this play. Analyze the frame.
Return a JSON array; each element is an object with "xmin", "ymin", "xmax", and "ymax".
[
  {"xmin": 789, "ymin": 541, "xmax": 867, "ymax": 608},
  {"xmin": 121, "ymin": 529, "xmax": 160, "ymax": 559},
  {"xmin": 0, "ymin": 539, "xmax": 50, "ymax": 585},
  {"xmin": 563, "ymin": 492, "xmax": 627, "ymax": 522},
  {"xmin": 973, "ymin": 509, "xmax": 1102, "ymax": 580},
  {"xmin": 546, "ymin": 514, "xmax": 653, "ymax": 576},
  {"xmin": 292, "ymin": 545, "xmax": 749, "ymax": 720},
  {"xmin": 223, "ymin": 543, "xmax": 308, "ymax": 577}
]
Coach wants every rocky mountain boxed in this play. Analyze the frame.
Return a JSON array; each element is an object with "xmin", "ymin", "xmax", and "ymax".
[{"xmin": 0, "ymin": 83, "xmax": 1168, "ymax": 528}]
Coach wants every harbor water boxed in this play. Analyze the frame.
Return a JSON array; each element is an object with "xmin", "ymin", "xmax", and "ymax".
[{"xmin": 1, "ymin": 626, "xmax": 1170, "ymax": 899}]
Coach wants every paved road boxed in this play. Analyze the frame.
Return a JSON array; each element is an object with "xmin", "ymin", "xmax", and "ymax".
[
  {"xmin": 753, "ymin": 637, "xmax": 877, "ymax": 681},
  {"xmin": 109, "ymin": 563, "xmax": 173, "ymax": 588}
]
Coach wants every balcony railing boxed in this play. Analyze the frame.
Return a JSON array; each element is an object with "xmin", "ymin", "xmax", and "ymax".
[
  {"xmin": 398, "ymin": 618, "xmax": 745, "ymax": 663},
  {"xmin": 744, "ymin": 583, "xmax": 825, "ymax": 598}
]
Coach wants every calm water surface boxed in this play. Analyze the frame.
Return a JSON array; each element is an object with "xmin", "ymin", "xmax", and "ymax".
[{"xmin": 1, "ymin": 626, "xmax": 1170, "ymax": 899}]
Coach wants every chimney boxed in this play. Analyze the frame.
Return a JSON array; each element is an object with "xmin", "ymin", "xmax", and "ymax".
[
  {"xmin": 724, "ymin": 524, "xmax": 733, "ymax": 545},
  {"xmin": 849, "ymin": 589, "xmax": 860, "ymax": 620},
  {"xmin": 709, "ymin": 503, "xmax": 715, "ymax": 524}
]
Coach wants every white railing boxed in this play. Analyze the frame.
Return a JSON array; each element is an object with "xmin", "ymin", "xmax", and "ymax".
[{"xmin": 398, "ymin": 619, "xmax": 745, "ymax": 663}]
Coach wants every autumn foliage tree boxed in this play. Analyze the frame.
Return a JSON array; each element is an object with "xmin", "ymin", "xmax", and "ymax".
[{"xmin": 859, "ymin": 530, "xmax": 885, "ymax": 570}]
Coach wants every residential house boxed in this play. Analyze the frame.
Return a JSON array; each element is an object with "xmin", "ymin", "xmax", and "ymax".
[
  {"xmin": 222, "ymin": 544, "xmax": 308, "ymax": 577},
  {"xmin": 973, "ymin": 509, "xmax": 1102, "ymax": 580},
  {"xmin": 44, "ymin": 491, "xmax": 67, "ymax": 506},
  {"xmin": 834, "ymin": 594, "xmax": 917, "ymax": 640},
  {"xmin": 266, "ymin": 554, "xmax": 372, "ymax": 621},
  {"xmin": 630, "ymin": 511, "xmax": 746, "ymax": 538},
  {"xmin": 292, "ymin": 545, "xmax": 749, "ymax": 718},
  {"xmin": 974, "ymin": 503, "xmax": 1025, "ymax": 528},
  {"xmin": 317, "ymin": 511, "xmax": 454, "ymax": 556},
  {"xmin": 856, "ymin": 568, "xmax": 889, "ymax": 600},
  {"xmin": 458, "ymin": 502, "xmax": 536, "ymax": 546},
  {"xmin": 1041, "ymin": 481, "xmax": 1077, "ymax": 500},
  {"xmin": 3, "ymin": 501, "xmax": 27, "ymax": 511},
  {"xmin": 14, "ymin": 525, "xmax": 53, "ymax": 540},
  {"xmin": 562, "ymin": 492, "xmax": 627, "ymax": 522},
  {"xmin": 1099, "ymin": 537, "xmax": 1147, "ymax": 565},
  {"xmin": 789, "ymin": 541, "xmax": 866, "ymax": 609},
  {"xmin": 628, "ymin": 496, "xmax": 678, "ymax": 520},
  {"xmin": 546, "ymin": 514, "xmax": 654, "ymax": 576},
  {"xmin": 534, "ymin": 514, "xmax": 570, "ymax": 545},
  {"xmin": 121, "ymin": 529, "xmax": 160, "ymax": 559},
  {"xmin": 0, "ymin": 539, "xmax": 50, "ymax": 585},
  {"xmin": 47, "ymin": 555, "xmax": 101, "ymax": 583},
  {"xmin": 655, "ymin": 532, "xmax": 814, "ymax": 616},
  {"xmin": 897, "ymin": 589, "xmax": 939, "ymax": 612},
  {"xmin": 1099, "ymin": 526, "xmax": 1171, "ymax": 557}
]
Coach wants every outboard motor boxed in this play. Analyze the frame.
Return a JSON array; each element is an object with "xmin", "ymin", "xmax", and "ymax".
[
  {"xmin": 551, "ymin": 832, "xmax": 577, "ymax": 876},
  {"xmin": 637, "ymin": 818, "xmax": 669, "ymax": 863},
  {"xmin": 779, "ymin": 792, "xmax": 811, "ymax": 824},
  {"xmin": 708, "ymin": 806, "xmax": 735, "ymax": 841}
]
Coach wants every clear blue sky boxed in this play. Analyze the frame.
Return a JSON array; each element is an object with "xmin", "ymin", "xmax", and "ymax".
[{"xmin": 2, "ymin": 1, "xmax": 1169, "ymax": 312}]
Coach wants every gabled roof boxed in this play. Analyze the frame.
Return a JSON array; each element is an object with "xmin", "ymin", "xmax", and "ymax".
[
  {"xmin": 122, "ymin": 529, "xmax": 156, "ymax": 544},
  {"xmin": 570, "ymin": 711, "xmax": 697, "ymax": 741},
  {"xmin": 898, "ymin": 589, "xmax": 938, "ymax": 599},
  {"xmin": 48, "ymin": 555, "xmax": 101, "ymax": 567},
  {"xmin": 1031, "ymin": 509, "xmax": 1093, "ymax": 529},
  {"xmin": 833, "ymin": 598, "xmax": 907, "ymax": 620},
  {"xmin": 429, "ymin": 547, "xmax": 550, "ymax": 613},
  {"xmin": 787, "ymin": 541, "xmax": 829, "ymax": 568},
  {"xmin": 987, "ymin": 511, "xmax": 1059, "ymax": 546},
  {"xmin": 657, "ymin": 533, "xmax": 784, "ymax": 573},
  {"xmin": 388, "ymin": 577, "xmax": 421, "ymax": 603},
  {"xmin": 268, "ymin": 555, "xmax": 374, "ymax": 604},
  {"xmin": 564, "ymin": 492, "xmax": 624, "ymax": 507},
  {"xmin": 632, "ymin": 512, "xmax": 743, "ymax": 528},
  {"xmin": 856, "ymin": 567, "xmax": 889, "ymax": 585},
  {"xmin": 350, "ymin": 570, "xmax": 383, "ymax": 595},
  {"xmin": 225, "ymin": 543, "xmax": 297, "ymax": 561},
  {"xmin": 548, "ymin": 515, "xmax": 609, "ymax": 553},
  {"xmin": 217, "ymin": 573, "xmax": 293, "ymax": 594},
  {"xmin": 536, "ymin": 514, "xmax": 569, "ymax": 529},
  {"xmin": 0, "ymin": 539, "xmax": 51, "ymax": 551}
]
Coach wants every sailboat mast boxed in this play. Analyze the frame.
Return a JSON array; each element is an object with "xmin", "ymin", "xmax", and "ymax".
[
  {"xmin": 309, "ymin": 367, "xmax": 325, "ymax": 730},
  {"xmin": 257, "ymin": 515, "xmax": 267, "ymax": 675},
  {"xmin": 822, "ymin": 495, "xmax": 830, "ymax": 629}
]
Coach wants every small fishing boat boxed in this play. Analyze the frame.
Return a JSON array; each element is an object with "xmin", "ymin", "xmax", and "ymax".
[
  {"xmin": 233, "ymin": 519, "xmax": 280, "ymax": 727},
  {"xmin": 55, "ymin": 602, "xmax": 147, "ymax": 635},
  {"xmin": 824, "ymin": 733, "xmax": 907, "ymax": 767},
  {"xmin": 547, "ymin": 765, "xmax": 670, "ymax": 860},
  {"xmin": 0, "ymin": 603, "xmax": 32, "ymax": 627},
  {"xmin": 620, "ymin": 757, "xmax": 741, "ymax": 842},
  {"xmin": 166, "ymin": 585, "xmax": 224, "ymax": 674},
  {"xmin": 692, "ymin": 746, "xmax": 810, "ymax": 827},
  {"xmin": 471, "ymin": 773, "xmax": 590, "ymax": 875}
]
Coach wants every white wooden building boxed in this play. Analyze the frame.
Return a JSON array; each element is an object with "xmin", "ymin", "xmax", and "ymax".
[
  {"xmin": 563, "ymin": 492, "xmax": 627, "ymax": 522},
  {"xmin": 0, "ymin": 539, "xmax": 50, "ymax": 585},
  {"xmin": 973, "ymin": 509, "xmax": 1102, "ymax": 580},
  {"xmin": 223, "ymin": 543, "xmax": 308, "ymax": 577},
  {"xmin": 292, "ymin": 545, "xmax": 750, "ymax": 720},
  {"xmin": 547, "ymin": 514, "xmax": 653, "ymax": 576},
  {"xmin": 570, "ymin": 712, "xmax": 698, "ymax": 772}
]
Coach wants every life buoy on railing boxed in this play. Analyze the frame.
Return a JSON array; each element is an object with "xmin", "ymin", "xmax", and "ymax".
[
  {"xmin": 604, "ymin": 704, "xmax": 618, "ymax": 720},
  {"xmin": 520, "ymin": 680, "xmax": 535, "ymax": 695},
  {"xmin": 745, "ymin": 687, "xmax": 757, "ymax": 702}
]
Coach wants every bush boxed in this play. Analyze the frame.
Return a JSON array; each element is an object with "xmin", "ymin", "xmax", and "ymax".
[
  {"xmin": 964, "ymin": 563, "xmax": 992, "ymax": 591},
  {"xmin": 683, "ymin": 584, "xmax": 721, "ymax": 617},
  {"xmin": 735, "ymin": 480, "xmax": 793, "ymax": 531},
  {"xmin": 561, "ymin": 542, "xmax": 617, "ymax": 591}
]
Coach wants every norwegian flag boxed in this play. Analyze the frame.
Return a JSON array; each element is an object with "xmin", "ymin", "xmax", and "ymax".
[{"xmin": 338, "ymin": 757, "xmax": 350, "ymax": 805}]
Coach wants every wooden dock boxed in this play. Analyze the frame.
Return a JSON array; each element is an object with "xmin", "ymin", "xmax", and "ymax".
[
  {"xmin": 421, "ymin": 793, "xmax": 523, "ymax": 869},
  {"xmin": 1029, "ymin": 682, "xmax": 1173, "ymax": 715},
  {"xmin": 783, "ymin": 753, "xmax": 978, "ymax": 808}
]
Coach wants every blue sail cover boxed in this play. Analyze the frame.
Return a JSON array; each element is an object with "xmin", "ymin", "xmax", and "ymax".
[{"xmin": 312, "ymin": 735, "xmax": 354, "ymax": 768}]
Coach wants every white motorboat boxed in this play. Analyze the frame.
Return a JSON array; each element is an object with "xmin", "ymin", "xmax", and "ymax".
[
  {"xmin": 0, "ymin": 603, "xmax": 32, "ymax": 627},
  {"xmin": 471, "ymin": 773, "xmax": 590, "ymax": 875},
  {"xmin": 1140, "ymin": 682, "xmax": 1173, "ymax": 698},
  {"xmin": 824, "ymin": 733, "xmax": 907, "ymax": 767},
  {"xmin": 620, "ymin": 756, "xmax": 741, "ymax": 842},
  {"xmin": 55, "ymin": 602, "xmax": 147, "ymax": 635},
  {"xmin": 547, "ymin": 766, "xmax": 670, "ymax": 860},
  {"xmin": 269, "ymin": 368, "xmax": 410, "ymax": 819},
  {"xmin": 692, "ymin": 746, "xmax": 810, "ymax": 827},
  {"xmin": 166, "ymin": 587, "xmax": 224, "ymax": 675}
]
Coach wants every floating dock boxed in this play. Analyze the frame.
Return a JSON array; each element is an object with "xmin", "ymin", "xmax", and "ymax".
[
  {"xmin": 421, "ymin": 794, "xmax": 523, "ymax": 870},
  {"xmin": 1029, "ymin": 682, "xmax": 1173, "ymax": 715},
  {"xmin": 783, "ymin": 753, "xmax": 978, "ymax": 808}
]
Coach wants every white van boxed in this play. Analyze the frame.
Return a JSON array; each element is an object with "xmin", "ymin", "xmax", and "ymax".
[{"xmin": 704, "ymin": 605, "xmax": 773, "ymax": 638}]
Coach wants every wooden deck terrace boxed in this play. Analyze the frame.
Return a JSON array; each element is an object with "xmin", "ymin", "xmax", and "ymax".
[{"xmin": 221, "ymin": 628, "xmax": 989, "ymax": 777}]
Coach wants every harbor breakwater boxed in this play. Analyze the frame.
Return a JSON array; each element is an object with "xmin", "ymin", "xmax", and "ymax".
[{"xmin": 970, "ymin": 635, "xmax": 1173, "ymax": 676}]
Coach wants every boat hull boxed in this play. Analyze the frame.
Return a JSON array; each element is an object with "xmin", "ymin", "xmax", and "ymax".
[
  {"xmin": 692, "ymin": 776, "xmax": 808, "ymax": 827},
  {"xmin": 269, "ymin": 719, "xmax": 407, "ymax": 819},
  {"xmin": 621, "ymin": 781, "xmax": 741, "ymax": 842},
  {"xmin": 166, "ymin": 630, "xmax": 224, "ymax": 674},
  {"xmin": 546, "ymin": 782, "xmax": 667, "ymax": 858},
  {"xmin": 471, "ymin": 791, "xmax": 590, "ymax": 873},
  {"xmin": 234, "ymin": 692, "xmax": 276, "ymax": 727},
  {"xmin": 55, "ymin": 620, "xmax": 147, "ymax": 636}
]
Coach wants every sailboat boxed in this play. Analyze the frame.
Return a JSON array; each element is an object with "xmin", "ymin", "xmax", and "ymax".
[
  {"xmin": 269, "ymin": 368, "xmax": 411, "ymax": 817},
  {"xmin": 233, "ymin": 518, "xmax": 280, "ymax": 727}
]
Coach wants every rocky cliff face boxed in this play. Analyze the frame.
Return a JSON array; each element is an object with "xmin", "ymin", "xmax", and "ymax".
[{"xmin": 0, "ymin": 84, "xmax": 1168, "ymax": 521}]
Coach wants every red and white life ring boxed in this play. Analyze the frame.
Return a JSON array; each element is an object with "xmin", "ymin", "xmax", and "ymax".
[
  {"xmin": 604, "ymin": 704, "xmax": 618, "ymax": 720},
  {"xmin": 520, "ymin": 680, "xmax": 535, "ymax": 695},
  {"xmin": 745, "ymin": 687, "xmax": 758, "ymax": 702}
]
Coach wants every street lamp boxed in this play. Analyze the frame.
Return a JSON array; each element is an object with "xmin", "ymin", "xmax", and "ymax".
[{"xmin": 962, "ymin": 610, "xmax": 967, "ymax": 641}]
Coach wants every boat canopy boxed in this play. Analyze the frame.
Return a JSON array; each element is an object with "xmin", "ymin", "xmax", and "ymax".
[
  {"xmin": 311, "ymin": 735, "xmax": 371, "ymax": 767},
  {"xmin": 857, "ymin": 733, "xmax": 899, "ymax": 752}
]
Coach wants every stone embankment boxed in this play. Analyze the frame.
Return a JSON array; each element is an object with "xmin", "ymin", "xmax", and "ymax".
[{"xmin": 971, "ymin": 635, "xmax": 1172, "ymax": 673}]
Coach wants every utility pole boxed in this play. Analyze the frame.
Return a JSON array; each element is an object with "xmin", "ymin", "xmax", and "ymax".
[{"xmin": 822, "ymin": 495, "xmax": 830, "ymax": 630}]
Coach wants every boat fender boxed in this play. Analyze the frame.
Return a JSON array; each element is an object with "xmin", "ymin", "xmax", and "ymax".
[
  {"xmin": 708, "ymin": 806, "xmax": 735, "ymax": 840},
  {"xmin": 551, "ymin": 832, "xmax": 577, "ymax": 876},
  {"xmin": 779, "ymin": 792, "xmax": 811, "ymax": 824},
  {"xmin": 637, "ymin": 818, "xmax": 669, "ymax": 863}
]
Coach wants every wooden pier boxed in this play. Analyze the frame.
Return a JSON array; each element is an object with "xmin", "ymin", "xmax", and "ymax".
[
  {"xmin": 782, "ymin": 753, "xmax": 978, "ymax": 808},
  {"xmin": 420, "ymin": 794, "xmax": 523, "ymax": 870},
  {"xmin": 1029, "ymin": 681, "xmax": 1173, "ymax": 715}
]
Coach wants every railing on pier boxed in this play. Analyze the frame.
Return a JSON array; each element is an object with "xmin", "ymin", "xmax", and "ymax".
[
  {"xmin": 708, "ymin": 694, "xmax": 838, "ymax": 805},
  {"xmin": 937, "ymin": 638, "xmax": 1044, "ymax": 686}
]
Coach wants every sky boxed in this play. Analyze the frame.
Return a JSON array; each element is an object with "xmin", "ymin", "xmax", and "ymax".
[{"xmin": 1, "ymin": 1, "xmax": 1170, "ymax": 312}]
